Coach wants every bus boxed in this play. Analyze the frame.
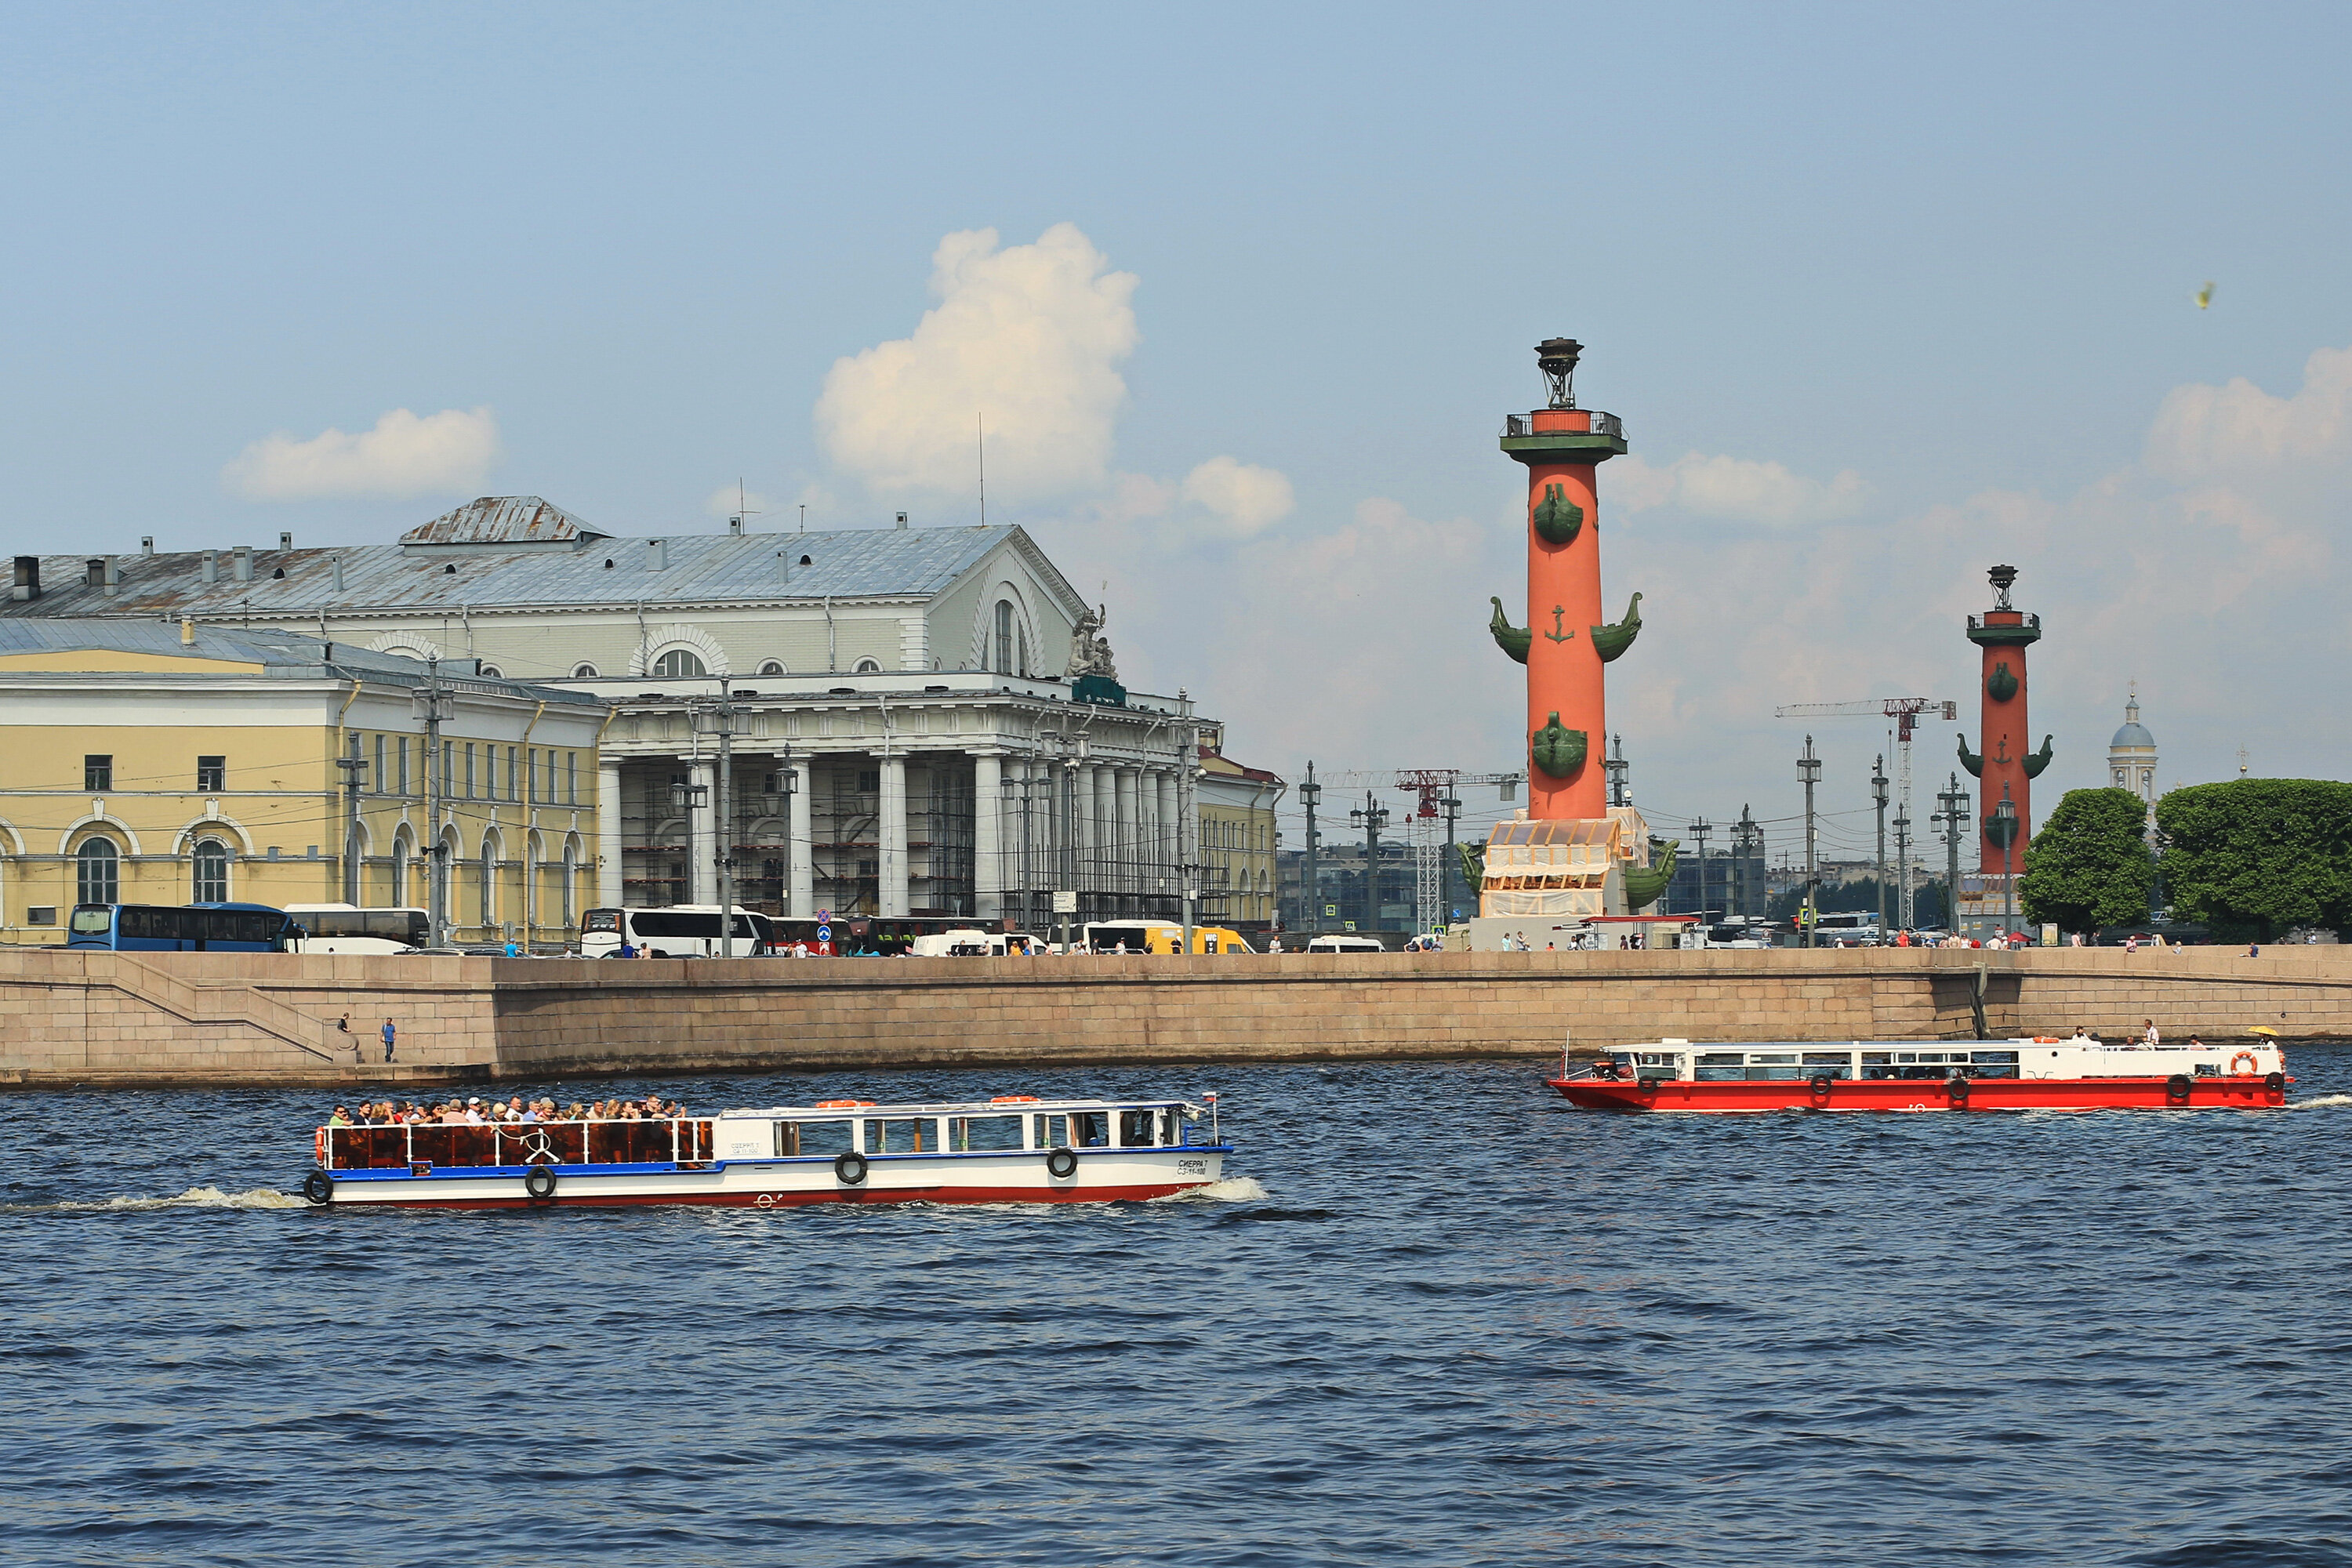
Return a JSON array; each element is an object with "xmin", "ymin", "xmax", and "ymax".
[
  {"xmin": 67, "ymin": 902, "xmax": 300, "ymax": 952},
  {"xmin": 581, "ymin": 906, "xmax": 773, "ymax": 958},
  {"xmin": 284, "ymin": 905, "xmax": 430, "ymax": 954},
  {"xmin": 1083, "ymin": 920, "xmax": 1254, "ymax": 955},
  {"xmin": 1810, "ymin": 911, "xmax": 1883, "ymax": 946}
]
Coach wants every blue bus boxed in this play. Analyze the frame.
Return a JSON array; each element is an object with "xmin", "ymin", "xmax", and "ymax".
[{"xmin": 67, "ymin": 902, "xmax": 301, "ymax": 952}]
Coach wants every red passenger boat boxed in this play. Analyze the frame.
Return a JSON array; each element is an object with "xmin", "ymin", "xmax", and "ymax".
[{"xmin": 1550, "ymin": 1038, "xmax": 2292, "ymax": 1113}]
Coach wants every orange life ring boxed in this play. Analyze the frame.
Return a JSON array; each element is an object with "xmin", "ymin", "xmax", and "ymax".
[
  {"xmin": 2031, "ymin": 1036, "xmax": 2060, "ymax": 1044},
  {"xmin": 991, "ymin": 1095, "xmax": 1040, "ymax": 1104},
  {"xmin": 2230, "ymin": 1051, "xmax": 2259, "ymax": 1076},
  {"xmin": 814, "ymin": 1098, "xmax": 876, "ymax": 1109},
  {"xmin": 314, "ymin": 1128, "xmax": 326, "ymax": 1165}
]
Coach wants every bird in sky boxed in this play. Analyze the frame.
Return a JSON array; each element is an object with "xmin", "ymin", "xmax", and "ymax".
[{"xmin": 2196, "ymin": 281, "xmax": 2215, "ymax": 310}]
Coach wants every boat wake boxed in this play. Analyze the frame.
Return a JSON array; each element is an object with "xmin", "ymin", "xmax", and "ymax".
[
  {"xmin": 1152, "ymin": 1176, "xmax": 1270, "ymax": 1203},
  {"xmin": 0, "ymin": 1185, "xmax": 308, "ymax": 1214},
  {"xmin": 2287, "ymin": 1094, "xmax": 2352, "ymax": 1111}
]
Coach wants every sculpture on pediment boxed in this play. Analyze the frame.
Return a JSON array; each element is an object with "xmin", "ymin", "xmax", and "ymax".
[{"xmin": 1066, "ymin": 603, "xmax": 1120, "ymax": 681}]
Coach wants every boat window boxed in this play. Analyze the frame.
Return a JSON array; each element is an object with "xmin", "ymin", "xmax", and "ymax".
[
  {"xmin": 1159, "ymin": 1109, "xmax": 1181, "ymax": 1145},
  {"xmin": 1071, "ymin": 1111, "xmax": 1109, "ymax": 1147},
  {"xmin": 1694, "ymin": 1051, "xmax": 1745, "ymax": 1082},
  {"xmin": 1034, "ymin": 1113, "xmax": 1069, "ymax": 1149},
  {"xmin": 949, "ymin": 1115, "xmax": 1023, "ymax": 1152},
  {"xmin": 778, "ymin": 1119, "xmax": 855, "ymax": 1158},
  {"xmin": 864, "ymin": 1118, "xmax": 936, "ymax": 1154},
  {"xmin": 1633, "ymin": 1053, "xmax": 1679, "ymax": 1067},
  {"xmin": 1119, "ymin": 1109, "xmax": 1157, "ymax": 1147},
  {"xmin": 1747, "ymin": 1054, "xmax": 1798, "ymax": 1065},
  {"xmin": 1801, "ymin": 1052, "xmax": 1855, "ymax": 1080},
  {"xmin": 1970, "ymin": 1051, "xmax": 2019, "ymax": 1063},
  {"xmin": 1746, "ymin": 1062, "xmax": 1806, "ymax": 1081},
  {"xmin": 1860, "ymin": 1052, "xmax": 1893, "ymax": 1065}
]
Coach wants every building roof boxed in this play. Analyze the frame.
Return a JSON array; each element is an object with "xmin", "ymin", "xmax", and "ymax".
[
  {"xmin": 2111, "ymin": 696, "xmax": 2155, "ymax": 750},
  {"xmin": 3, "ymin": 506, "xmax": 1065, "ymax": 621},
  {"xmin": 0, "ymin": 618, "xmax": 600, "ymax": 703}
]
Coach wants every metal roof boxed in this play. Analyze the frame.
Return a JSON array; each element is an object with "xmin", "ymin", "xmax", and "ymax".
[
  {"xmin": 400, "ymin": 495, "xmax": 606, "ymax": 547},
  {"xmin": 2111, "ymin": 723, "xmax": 2155, "ymax": 749},
  {"xmin": 3, "ymin": 521, "xmax": 1041, "ymax": 621},
  {"xmin": 0, "ymin": 617, "xmax": 600, "ymax": 702}
]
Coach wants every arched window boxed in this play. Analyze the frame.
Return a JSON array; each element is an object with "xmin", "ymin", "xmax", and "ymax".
[
  {"xmin": 652, "ymin": 648, "xmax": 707, "ymax": 679},
  {"xmin": 853, "ymin": 658, "xmax": 881, "ymax": 673},
  {"xmin": 993, "ymin": 601, "xmax": 1014, "ymax": 674},
  {"xmin": 561, "ymin": 840, "xmax": 577, "ymax": 925},
  {"xmin": 192, "ymin": 838, "xmax": 230, "ymax": 903},
  {"xmin": 757, "ymin": 659, "xmax": 786, "ymax": 677},
  {"xmin": 391, "ymin": 836, "xmax": 409, "ymax": 906},
  {"xmin": 77, "ymin": 836, "xmax": 119, "ymax": 906},
  {"xmin": 572, "ymin": 662, "xmax": 599, "ymax": 678},
  {"xmin": 478, "ymin": 664, "xmax": 503, "ymax": 679},
  {"xmin": 479, "ymin": 838, "xmax": 497, "ymax": 928}
]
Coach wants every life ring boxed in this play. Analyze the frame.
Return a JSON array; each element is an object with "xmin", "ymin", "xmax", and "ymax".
[
  {"xmin": 2265, "ymin": 1071, "xmax": 2286, "ymax": 1094},
  {"xmin": 1045, "ymin": 1148, "xmax": 1080, "ymax": 1180},
  {"xmin": 815, "ymin": 1098, "xmax": 873, "ymax": 1110},
  {"xmin": 1946, "ymin": 1076, "xmax": 1970, "ymax": 1104},
  {"xmin": 835, "ymin": 1151, "xmax": 869, "ymax": 1186},
  {"xmin": 1809, "ymin": 1073, "xmax": 1835, "ymax": 1098},
  {"xmin": 314, "ymin": 1128, "xmax": 325, "ymax": 1165},
  {"xmin": 2229, "ymin": 1051, "xmax": 2259, "ymax": 1076},
  {"xmin": 2031, "ymin": 1036, "xmax": 2061, "ymax": 1044},
  {"xmin": 301, "ymin": 1169, "xmax": 333, "ymax": 1207},
  {"xmin": 2165, "ymin": 1073, "xmax": 2193, "ymax": 1104},
  {"xmin": 990, "ymin": 1095, "xmax": 1040, "ymax": 1104},
  {"xmin": 524, "ymin": 1165, "xmax": 557, "ymax": 1203}
]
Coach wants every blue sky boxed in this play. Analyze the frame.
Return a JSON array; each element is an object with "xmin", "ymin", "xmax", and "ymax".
[{"xmin": 5, "ymin": 3, "xmax": 2347, "ymax": 865}]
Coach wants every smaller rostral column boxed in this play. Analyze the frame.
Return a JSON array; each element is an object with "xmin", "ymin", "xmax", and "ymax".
[
  {"xmin": 1497, "ymin": 339, "xmax": 1636, "ymax": 819},
  {"xmin": 1958, "ymin": 564, "xmax": 2053, "ymax": 876}
]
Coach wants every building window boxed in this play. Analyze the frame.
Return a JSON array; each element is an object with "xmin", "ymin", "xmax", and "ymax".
[
  {"xmin": 479, "ymin": 840, "xmax": 496, "ymax": 927},
  {"xmin": 508, "ymin": 746, "xmax": 520, "ymax": 802},
  {"xmin": 566, "ymin": 751, "xmax": 578, "ymax": 805},
  {"xmin": 464, "ymin": 743, "xmax": 477, "ymax": 799},
  {"xmin": 84, "ymin": 755, "xmax": 112, "ymax": 792},
  {"xmin": 572, "ymin": 662, "xmax": 598, "ymax": 678},
  {"xmin": 854, "ymin": 658, "xmax": 881, "ymax": 673},
  {"xmin": 993, "ymin": 601, "xmax": 1013, "ymax": 674},
  {"xmin": 196, "ymin": 756, "xmax": 226, "ymax": 792},
  {"xmin": 76, "ymin": 837, "xmax": 119, "ymax": 905},
  {"xmin": 561, "ymin": 842, "xmax": 577, "ymax": 924},
  {"xmin": 526, "ymin": 750, "xmax": 538, "ymax": 804},
  {"xmin": 398, "ymin": 738, "xmax": 412, "ymax": 797},
  {"xmin": 757, "ymin": 659, "xmax": 786, "ymax": 677},
  {"xmin": 391, "ymin": 839, "xmax": 408, "ymax": 906},
  {"xmin": 652, "ymin": 648, "xmax": 706, "ymax": 678},
  {"xmin": 1018, "ymin": 626, "xmax": 1029, "ymax": 677},
  {"xmin": 479, "ymin": 664, "xmax": 503, "ymax": 679},
  {"xmin": 440, "ymin": 742, "xmax": 453, "ymax": 800},
  {"xmin": 192, "ymin": 838, "xmax": 230, "ymax": 902},
  {"xmin": 372, "ymin": 736, "xmax": 387, "ymax": 795}
]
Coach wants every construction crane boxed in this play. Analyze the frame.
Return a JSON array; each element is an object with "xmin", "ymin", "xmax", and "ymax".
[{"xmin": 1773, "ymin": 699, "xmax": 1957, "ymax": 928}]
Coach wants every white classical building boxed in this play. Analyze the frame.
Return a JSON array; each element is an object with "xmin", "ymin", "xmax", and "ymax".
[
  {"xmin": 2109, "ymin": 691, "xmax": 2158, "ymax": 809},
  {"xmin": 5, "ymin": 497, "xmax": 1241, "ymax": 927}
]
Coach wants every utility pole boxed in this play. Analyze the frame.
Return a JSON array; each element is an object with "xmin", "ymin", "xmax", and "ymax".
[
  {"xmin": 1893, "ymin": 807, "xmax": 1913, "ymax": 930},
  {"xmin": 1935, "ymin": 772, "xmax": 1970, "ymax": 938},
  {"xmin": 1735, "ymin": 804, "xmax": 1759, "ymax": 920},
  {"xmin": 1871, "ymin": 753, "xmax": 1889, "ymax": 940},
  {"xmin": 1688, "ymin": 816, "xmax": 1712, "ymax": 918},
  {"xmin": 1798, "ymin": 735, "xmax": 1821, "ymax": 949},
  {"xmin": 1350, "ymin": 791, "xmax": 1390, "ymax": 933},
  {"xmin": 421, "ymin": 655, "xmax": 448, "ymax": 946},
  {"xmin": 335, "ymin": 734, "xmax": 368, "ymax": 906},
  {"xmin": 1604, "ymin": 733, "xmax": 1629, "ymax": 808},
  {"xmin": 1177, "ymin": 694, "xmax": 1198, "ymax": 955},
  {"xmin": 1439, "ymin": 791, "xmax": 1462, "ymax": 925},
  {"xmin": 1300, "ymin": 761, "xmax": 1323, "ymax": 933}
]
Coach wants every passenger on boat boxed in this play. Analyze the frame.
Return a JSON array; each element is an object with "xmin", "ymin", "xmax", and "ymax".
[{"xmin": 2143, "ymin": 1019, "xmax": 2161, "ymax": 1048}]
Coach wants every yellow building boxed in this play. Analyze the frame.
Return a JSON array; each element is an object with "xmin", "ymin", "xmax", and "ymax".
[
  {"xmin": 0, "ymin": 619, "xmax": 604, "ymax": 947},
  {"xmin": 1195, "ymin": 728, "xmax": 1284, "ymax": 927}
]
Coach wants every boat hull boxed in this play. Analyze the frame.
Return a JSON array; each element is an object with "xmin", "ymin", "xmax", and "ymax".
[{"xmin": 1548, "ymin": 1075, "xmax": 2288, "ymax": 1113}]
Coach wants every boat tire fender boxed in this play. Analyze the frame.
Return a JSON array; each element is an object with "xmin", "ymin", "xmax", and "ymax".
[
  {"xmin": 301, "ymin": 1169, "xmax": 333, "ymax": 1207},
  {"xmin": 835, "ymin": 1152, "xmax": 868, "ymax": 1186},
  {"xmin": 524, "ymin": 1165, "xmax": 558, "ymax": 1203},
  {"xmin": 1046, "ymin": 1148, "xmax": 1080, "ymax": 1180},
  {"xmin": 2165, "ymin": 1073, "xmax": 2194, "ymax": 1104},
  {"xmin": 1809, "ymin": 1073, "xmax": 1834, "ymax": 1098},
  {"xmin": 2265, "ymin": 1071, "xmax": 2286, "ymax": 1094},
  {"xmin": 1946, "ymin": 1075, "xmax": 1970, "ymax": 1105}
]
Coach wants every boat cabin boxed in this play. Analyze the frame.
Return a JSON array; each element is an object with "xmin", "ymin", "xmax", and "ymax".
[
  {"xmin": 1602, "ymin": 1039, "xmax": 2263, "ymax": 1084},
  {"xmin": 717, "ymin": 1098, "xmax": 1204, "ymax": 1161}
]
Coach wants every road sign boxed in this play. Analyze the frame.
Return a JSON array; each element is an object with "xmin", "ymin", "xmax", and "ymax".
[
  {"xmin": 818, "ymin": 909, "xmax": 831, "ymax": 924},
  {"xmin": 1323, "ymin": 903, "xmax": 1339, "ymax": 917},
  {"xmin": 816, "ymin": 924, "xmax": 832, "ymax": 942},
  {"xmin": 1052, "ymin": 891, "xmax": 1077, "ymax": 913}
]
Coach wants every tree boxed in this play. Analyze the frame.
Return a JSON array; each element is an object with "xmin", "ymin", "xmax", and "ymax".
[
  {"xmin": 2154, "ymin": 779, "xmax": 2352, "ymax": 941},
  {"xmin": 2019, "ymin": 788, "xmax": 2154, "ymax": 934}
]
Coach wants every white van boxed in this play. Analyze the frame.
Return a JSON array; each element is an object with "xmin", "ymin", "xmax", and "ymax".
[
  {"xmin": 1303, "ymin": 934, "xmax": 1386, "ymax": 954},
  {"xmin": 909, "ymin": 928, "xmax": 1044, "ymax": 956}
]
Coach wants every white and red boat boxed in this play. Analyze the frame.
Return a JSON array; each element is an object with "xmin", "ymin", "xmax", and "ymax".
[
  {"xmin": 302, "ymin": 1094, "xmax": 1227, "ymax": 1210},
  {"xmin": 1550, "ymin": 1039, "xmax": 2292, "ymax": 1113}
]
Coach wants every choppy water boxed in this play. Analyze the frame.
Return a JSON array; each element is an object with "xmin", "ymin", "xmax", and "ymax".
[{"xmin": 6, "ymin": 1050, "xmax": 2352, "ymax": 1567}]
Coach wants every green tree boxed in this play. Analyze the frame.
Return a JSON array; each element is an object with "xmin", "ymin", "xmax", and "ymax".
[
  {"xmin": 2019, "ymin": 788, "xmax": 2154, "ymax": 934},
  {"xmin": 2154, "ymin": 779, "xmax": 2352, "ymax": 941}
]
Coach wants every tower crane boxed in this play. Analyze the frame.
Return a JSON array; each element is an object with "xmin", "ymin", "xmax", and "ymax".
[{"xmin": 1773, "ymin": 699, "xmax": 1957, "ymax": 928}]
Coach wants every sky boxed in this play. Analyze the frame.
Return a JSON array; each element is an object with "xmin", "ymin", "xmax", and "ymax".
[{"xmin": 3, "ymin": 2, "xmax": 2348, "ymax": 873}]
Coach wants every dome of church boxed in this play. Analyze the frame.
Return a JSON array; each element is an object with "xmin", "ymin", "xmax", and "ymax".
[{"xmin": 2111, "ymin": 720, "xmax": 2154, "ymax": 747}]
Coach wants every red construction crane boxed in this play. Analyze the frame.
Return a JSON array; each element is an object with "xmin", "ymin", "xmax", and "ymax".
[{"xmin": 1393, "ymin": 768, "xmax": 1523, "ymax": 818}]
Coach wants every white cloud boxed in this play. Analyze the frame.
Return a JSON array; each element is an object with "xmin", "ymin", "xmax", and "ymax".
[
  {"xmin": 815, "ymin": 223, "xmax": 1139, "ymax": 501},
  {"xmin": 1179, "ymin": 456, "xmax": 1295, "ymax": 538},
  {"xmin": 1613, "ymin": 450, "xmax": 1868, "ymax": 525},
  {"xmin": 2144, "ymin": 343, "xmax": 2352, "ymax": 480},
  {"xmin": 222, "ymin": 407, "xmax": 500, "ymax": 500}
]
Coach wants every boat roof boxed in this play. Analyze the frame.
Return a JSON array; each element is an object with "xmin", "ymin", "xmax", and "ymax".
[{"xmin": 719, "ymin": 1096, "xmax": 1200, "ymax": 1119}]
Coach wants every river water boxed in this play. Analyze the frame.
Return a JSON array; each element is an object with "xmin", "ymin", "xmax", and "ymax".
[{"xmin": 5, "ymin": 1051, "xmax": 2351, "ymax": 1567}]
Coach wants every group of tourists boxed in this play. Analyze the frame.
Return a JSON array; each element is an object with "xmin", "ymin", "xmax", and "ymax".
[{"xmin": 325, "ymin": 1092, "xmax": 688, "ymax": 1127}]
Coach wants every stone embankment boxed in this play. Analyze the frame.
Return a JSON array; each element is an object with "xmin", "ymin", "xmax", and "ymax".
[{"xmin": 2, "ymin": 946, "xmax": 2346, "ymax": 1089}]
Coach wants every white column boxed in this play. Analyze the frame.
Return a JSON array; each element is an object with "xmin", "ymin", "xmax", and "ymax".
[
  {"xmin": 974, "ymin": 751, "xmax": 1004, "ymax": 921},
  {"xmin": 597, "ymin": 760, "xmax": 623, "ymax": 909},
  {"xmin": 879, "ymin": 754, "xmax": 909, "ymax": 916},
  {"xmin": 788, "ymin": 759, "xmax": 815, "ymax": 916},
  {"xmin": 688, "ymin": 760, "xmax": 715, "ymax": 904},
  {"xmin": 1092, "ymin": 768, "xmax": 1114, "ymax": 896},
  {"xmin": 1116, "ymin": 768, "xmax": 1140, "ymax": 895},
  {"xmin": 1157, "ymin": 771, "xmax": 1180, "ymax": 895}
]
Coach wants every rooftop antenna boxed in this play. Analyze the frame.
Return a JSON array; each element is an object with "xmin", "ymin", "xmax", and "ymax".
[
  {"xmin": 978, "ymin": 411, "xmax": 987, "ymax": 527},
  {"xmin": 798, "ymin": 503, "xmax": 806, "ymax": 535},
  {"xmin": 729, "ymin": 478, "xmax": 762, "ymax": 538}
]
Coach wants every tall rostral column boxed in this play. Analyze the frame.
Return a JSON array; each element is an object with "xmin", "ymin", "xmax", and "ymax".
[
  {"xmin": 1959, "ymin": 564, "xmax": 2053, "ymax": 873},
  {"xmin": 1498, "ymin": 339, "xmax": 1635, "ymax": 818}
]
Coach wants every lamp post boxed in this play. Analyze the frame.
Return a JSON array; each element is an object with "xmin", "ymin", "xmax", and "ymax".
[
  {"xmin": 1299, "ymin": 761, "xmax": 1323, "ymax": 932},
  {"xmin": 1798, "ymin": 736, "xmax": 1822, "ymax": 948},
  {"xmin": 1935, "ymin": 772, "xmax": 1970, "ymax": 938},
  {"xmin": 689, "ymin": 678, "xmax": 740, "ymax": 957},
  {"xmin": 1992, "ymin": 786, "xmax": 2018, "ymax": 946},
  {"xmin": 1439, "ymin": 792, "xmax": 1463, "ymax": 924},
  {"xmin": 1871, "ymin": 753, "xmax": 1889, "ymax": 941},
  {"xmin": 1349, "ymin": 791, "xmax": 1390, "ymax": 935},
  {"xmin": 1688, "ymin": 816, "xmax": 1712, "ymax": 918}
]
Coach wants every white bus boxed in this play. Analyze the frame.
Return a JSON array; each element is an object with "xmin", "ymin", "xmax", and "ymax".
[
  {"xmin": 1811, "ymin": 911, "xmax": 1883, "ymax": 946},
  {"xmin": 581, "ymin": 906, "xmax": 771, "ymax": 958},
  {"xmin": 285, "ymin": 905, "xmax": 430, "ymax": 954}
]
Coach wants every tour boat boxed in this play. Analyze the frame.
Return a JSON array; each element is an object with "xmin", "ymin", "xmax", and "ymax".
[
  {"xmin": 1549, "ymin": 1039, "xmax": 2293, "ymax": 1113},
  {"xmin": 302, "ymin": 1094, "xmax": 1228, "ymax": 1209}
]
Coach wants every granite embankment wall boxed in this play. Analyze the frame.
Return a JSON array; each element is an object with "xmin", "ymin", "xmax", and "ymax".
[{"xmin": 2, "ymin": 946, "xmax": 2347, "ymax": 1089}]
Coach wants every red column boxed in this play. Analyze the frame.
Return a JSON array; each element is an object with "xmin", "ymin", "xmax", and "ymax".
[
  {"xmin": 1523, "ymin": 412, "xmax": 1607, "ymax": 820},
  {"xmin": 1976, "ymin": 622, "xmax": 2032, "ymax": 873}
]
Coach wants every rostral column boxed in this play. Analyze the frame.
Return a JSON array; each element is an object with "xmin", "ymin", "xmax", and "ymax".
[
  {"xmin": 1498, "ymin": 339, "xmax": 1639, "ymax": 818},
  {"xmin": 1959, "ymin": 564, "xmax": 2053, "ymax": 873}
]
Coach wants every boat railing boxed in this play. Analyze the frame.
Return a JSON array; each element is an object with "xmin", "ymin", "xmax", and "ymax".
[{"xmin": 322, "ymin": 1117, "xmax": 716, "ymax": 1171}]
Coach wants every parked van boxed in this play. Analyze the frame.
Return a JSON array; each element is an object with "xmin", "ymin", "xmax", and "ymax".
[
  {"xmin": 1084, "ymin": 920, "xmax": 1254, "ymax": 955},
  {"xmin": 909, "ymin": 928, "xmax": 1044, "ymax": 956},
  {"xmin": 1303, "ymin": 934, "xmax": 1387, "ymax": 954}
]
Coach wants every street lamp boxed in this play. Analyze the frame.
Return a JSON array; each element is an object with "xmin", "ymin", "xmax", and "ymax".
[
  {"xmin": 1298, "ymin": 762, "xmax": 1323, "ymax": 932},
  {"xmin": 1934, "ymin": 773, "xmax": 1970, "ymax": 939},
  {"xmin": 1797, "ymin": 736, "xmax": 1822, "ymax": 948},
  {"xmin": 1991, "ymin": 786, "xmax": 2019, "ymax": 946}
]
